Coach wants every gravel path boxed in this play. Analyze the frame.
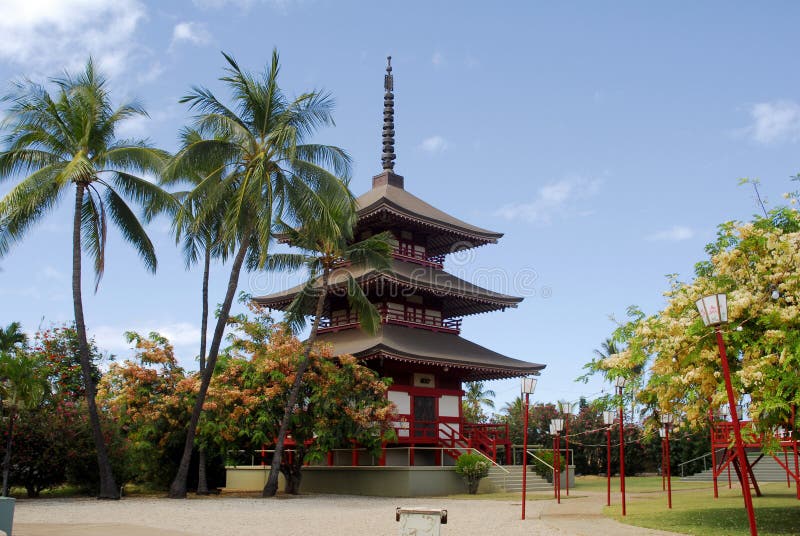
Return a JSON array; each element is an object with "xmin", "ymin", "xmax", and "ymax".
[{"xmin": 13, "ymin": 492, "xmax": 682, "ymax": 536}]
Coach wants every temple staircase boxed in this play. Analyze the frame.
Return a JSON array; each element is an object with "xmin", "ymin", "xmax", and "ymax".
[
  {"xmin": 485, "ymin": 465, "xmax": 552, "ymax": 493},
  {"xmin": 682, "ymin": 452, "xmax": 797, "ymax": 483}
]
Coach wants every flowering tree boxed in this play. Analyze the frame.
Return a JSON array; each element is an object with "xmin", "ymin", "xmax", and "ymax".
[
  {"xmin": 97, "ymin": 332, "xmax": 192, "ymax": 487},
  {"xmin": 585, "ymin": 204, "xmax": 800, "ymax": 438},
  {"xmin": 198, "ymin": 304, "xmax": 397, "ymax": 494}
]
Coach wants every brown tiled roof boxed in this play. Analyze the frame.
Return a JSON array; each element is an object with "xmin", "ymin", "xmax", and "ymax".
[
  {"xmin": 252, "ymin": 258, "xmax": 523, "ymax": 318},
  {"xmin": 356, "ymin": 180, "xmax": 502, "ymax": 255},
  {"xmin": 317, "ymin": 324, "xmax": 544, "ymax": 381}
]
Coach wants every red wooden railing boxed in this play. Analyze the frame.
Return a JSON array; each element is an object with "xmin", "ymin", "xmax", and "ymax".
[
  {"xmin": 393, "ymin": 244, "xmax": 444, "ymax": 268},
  {"xmin": 393, "ymin": 420, "xmax": 509, "ymax": 463},
  {"xmin": 318, "ymin": 307, "xmax": 462, "ymax": 334}
]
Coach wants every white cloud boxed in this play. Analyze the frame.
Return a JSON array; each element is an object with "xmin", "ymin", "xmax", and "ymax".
[
  {"xmin": 172, "ymin": 22, "xmax": 212, "ymax": 46},
  {"xmin": 432, "ymin": 51, "xmax": 445, "ymax": 67},
  {"xmin": 495, "ymin": 177, "xmax": 602, "ymax": 224},
  {"xmin": 192, "ymin": 0, "xmax": 295, "ymax": 10},
  {"xmin": 747, "ymin": 100, "xmax": 800, "ymax": 144},
  {"xmin": 39, "ymin": 266, "xmax": 65, "ymax": 281},
  {"xmin": 0, "ymin": 0, "xmax": 145, "ymax": 76},
  {"xmin": 138, "ymin": 61, "xmax": 165, "ymax": 84},
  {"xmin": 117, "ymin": 106, "xmax": 177, "ymax": 138},
  {"xmin": 646, "ymin": 225, "xmax": 695, "ymax": 242},
  {"xmin": 419, "ymin": 135, "xmax": 449, "ymax": 154}
]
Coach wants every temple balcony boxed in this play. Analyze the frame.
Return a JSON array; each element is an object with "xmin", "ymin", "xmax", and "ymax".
[
  {"xmin": 392, "ymin": 243, "xmax": 444, "ymax": 268},
  {"xmin": 318, "ymin": 306, "xmax": 462, "ymax": 334}
]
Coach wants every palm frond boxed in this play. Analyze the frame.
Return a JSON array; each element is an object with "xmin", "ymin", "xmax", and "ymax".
[
  {"xmin": 284, "ymin": 277, "xmax": 322, "ymax": 333},
  {"xmin": 345, "ymin": 232, "xmax": 393, "ymax": 273},
  {"xmin": 344, "ymin": 274, "xmax": 380, "ymax": 335},
  {"xmin": 103, "ymin": 186, "xmax": 157, "ymax": 273},
  {"xmin": 80, "ymin": 185, "xmax": 107, "ymax": 289},
  {"xmin": 0, "ymin": 165, "xmax": 67, "ymax": 257},
  {"xmin": 104, "ymin": 171, "xmax": 177, "ymax": 222}
]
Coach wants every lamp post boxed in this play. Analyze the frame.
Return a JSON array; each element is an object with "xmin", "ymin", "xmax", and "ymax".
[
  {"xmin": 559, "ymin": 401, "xmax": 576, "ymax": 496},
  {"xmin": 521, "ymin": 377, "xmax": 537, "ymax": 520},
  {"xmin": 614, "ymin": 376, "xmax": 628, "ymax": 516},
  {"xmin": 659, "ymin": 428, "xmax": 667, "ymax": 491},
  {"xmin": 696, "ymin": 293, "xmax": 758, "ymax": 536},
  {"xmin": 719, "ymin": 404, "xmax": 733, "ymax": 489},
  {"xmin": 603, "ymin": 410, "xmax": 615, "ymax": 506},
  {"xmin": 552, "ymin": 418, "xmax": 564, "ymax": 504},
  {"xmin": 661, "ymin": 413, "xmax": 674, "ymax": 509}
]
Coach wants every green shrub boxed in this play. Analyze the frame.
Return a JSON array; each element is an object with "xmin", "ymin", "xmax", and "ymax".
[
  {"xmin": 455, "ymin": 452, "xmax": 491, "ymax": 494},
  {"xmin": 531, "ymin": 450, "xmax": 554, "ymax": 482}
]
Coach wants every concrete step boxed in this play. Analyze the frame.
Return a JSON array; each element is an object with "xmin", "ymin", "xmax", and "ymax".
[
  {"xmin": 681, "ymin": 453, "xmax": 798, "ymax": 482},
  {"xmin": 484, "ymin": 465, "xmax": 554, "ymax": 493}
]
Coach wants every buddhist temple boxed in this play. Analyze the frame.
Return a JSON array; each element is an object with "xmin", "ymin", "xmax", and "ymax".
[{"xmin": 244, "ymin": 58, "xmax": 545, "ymax": 490}]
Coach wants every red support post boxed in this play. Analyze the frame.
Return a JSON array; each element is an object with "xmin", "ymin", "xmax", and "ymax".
[
  {"xmin": 666, "ymin": 424, "xmax": 672, "ymax": 509},
  {"xmin": 522, "ymin": 393, "xmax": 529, "ymax": 520},
  {"xmin": 793, "ymin": 405, "xmax": 799, "ymax": 500},
  {"xmin": 606, "ymin": 426, "xmax": 611, "ymax": 506},
  {"xmin": 661, "ymin": 437, "xmax": 666, "ymax": 491},
  {"xmin": 555, "ymin": 433, "xmax": 561, "ymax": 504},
  {"xmin": 709, "ymin": 408, "xmax": 719, "ymax": 498},
  {"xmin": 618, "ymin": 386, "xmax": 627, "ymax": 517},
  {"xmin": 715, "ymin": 328, "xmax": 758, "ymax": 536},
  {"xmin": 565, "ymin": 413, "xmax": 570, "ymax": 497},
  {"xmin": 553, "ymin": 435, "xmax": 557, "ymax": 499},
  {"xmin": 728, "ymin": 459, "xmax": 732, "ymax": 489}
]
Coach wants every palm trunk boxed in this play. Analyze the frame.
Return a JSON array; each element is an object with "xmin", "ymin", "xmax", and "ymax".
[
  {"xmin": 72, "ymin": 184, "xmax": 119, "ymax": 499},
  {"xmin": 196, "ymin": 245, "xmax": 211, "ymax": 495},
  {"xmin": 263, "ymin": 270, "xmax": 329, "ymax": 497},
  {"xmin": 169, "ymin": 235, "xmax": 250, "ymax": 499},
  {"xmin": 1, "ymin": 409, "xmax": 16, "ymax": 497}
]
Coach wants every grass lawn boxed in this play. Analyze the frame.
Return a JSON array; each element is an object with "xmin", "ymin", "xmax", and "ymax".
[{"xmin": 588, "ymin": 477, "xmax": 800, "ymax": 536}]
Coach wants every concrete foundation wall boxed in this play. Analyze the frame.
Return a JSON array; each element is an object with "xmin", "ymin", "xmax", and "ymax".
[
  {"xmin": 226, "ymin": 466, "xmax": 286, "ymax": 491},
  {"xmin": 225, "ymin": 466, "xmax": 469, "ymax": 497}
]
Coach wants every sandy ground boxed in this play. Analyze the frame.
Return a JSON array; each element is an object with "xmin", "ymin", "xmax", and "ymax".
[{"xmin": 12, "ymin": 492, "xmax": 682, "ymax": 536}]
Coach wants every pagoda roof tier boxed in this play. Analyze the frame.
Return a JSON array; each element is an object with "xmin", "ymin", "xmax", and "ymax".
[
  {"xmin": 317, "ymin": 324, "xmax": 544, "ymax": 381},
  {"xmin": 253, "ymin": 258, "xmax": 523, "ymax": 318},
  {"xmin": 357, "ymin": 172, "xmax": 503, "ymax": 256}
]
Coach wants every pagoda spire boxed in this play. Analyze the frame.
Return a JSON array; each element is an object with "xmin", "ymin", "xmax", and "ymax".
[{"xmin": 381, "ymin": 56, "xmax": 396, "ymax": 171}]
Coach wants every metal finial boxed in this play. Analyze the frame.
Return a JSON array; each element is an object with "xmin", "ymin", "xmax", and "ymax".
[{"xmin": 382, "ymin": 56, "xmax": 396, "ymax": 171}]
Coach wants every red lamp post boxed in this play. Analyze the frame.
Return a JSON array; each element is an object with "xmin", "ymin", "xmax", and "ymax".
[
  {"xmin": 551, "ymin": 418, "xmax": 564, "ymax": 504},
  {"xmin": 661, "ymin": 413, "xmax": 674, "ymax": 509},
  {"xmin": 521, "ymin": 377, "xmax": 537, "ymax": 520},
  {"xmin": 614, "ymin": 376, "xmax": 628, "ymax": 516},
  {"xmin": 602, "ymin": 410, "xmax": 615, "ymax": 506},
  {"xmin": 559, "ymin": 401, "xmax": 576, "ymax": 496},
  {"xmin": 659, "ymin": 427, "xmax": 667, "ymax": 491},
  {"xmin": 696, "ymin": 293, "xmax": 758, "ymax": 536}
]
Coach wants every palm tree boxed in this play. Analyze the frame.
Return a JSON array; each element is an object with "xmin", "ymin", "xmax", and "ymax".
[
  {"xmin": 261, "ymin": 206, "xmax": 393, "ymax": 497},
  {"xmin": 593, "ymin": 338, "xmax": 620, "ymax": 363},
  {"xmin": 166, "ymin": 50, "xmax": 353, "ymax": 499},
  {"xmin": 0, "ymin": 322, "xmax": 26, "ymax": 354},
  {"xmin": 462, "ymin": 381, "xmax": 496, "ymax": 423},
  {"xmin": 0, "ymin": 60, "xmax": 172, "ymax": 498},
  {"xmin": 0, "ymin": 350, "xmax": 49, "ymax": 496},
  {"xmin": 162, "ymin": 128, "xmax": 230, "ymax": 494}
]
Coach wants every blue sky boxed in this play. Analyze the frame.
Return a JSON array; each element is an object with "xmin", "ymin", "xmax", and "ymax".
[{"xmin": 1, "ymin": 1, "xmax": 799, "ymax": 412}]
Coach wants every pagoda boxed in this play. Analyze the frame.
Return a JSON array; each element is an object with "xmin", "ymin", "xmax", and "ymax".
[{"xmin": 254, "ymin": 57, "xmax": 545, "ymax": 466}]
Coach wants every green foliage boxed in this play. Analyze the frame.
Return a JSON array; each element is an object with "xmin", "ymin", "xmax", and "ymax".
[
  {"xmin": 97, "ymin": 332, "xmax": 191, "ymax": 489},
  {"xmin": 455, "ymin": 452, "xmax": 491, "ymax": 494},
  {"xmin": 29, "ymin": 324, "xmax": 103, "ymax": 401},
  {"xmin": 197, "ymin": 305, "xmax": 397, "ymax": 493},
  {"xmin": 0, "ymin": 59, "xmax": 172, "ymax": 282},
  {"xmin": 530, "ymin": 450, "xmax": 554, "ymax": 481},
  {"xmin": 462, "ymin": 382, "xmax": 496, "ymax": 424}
]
